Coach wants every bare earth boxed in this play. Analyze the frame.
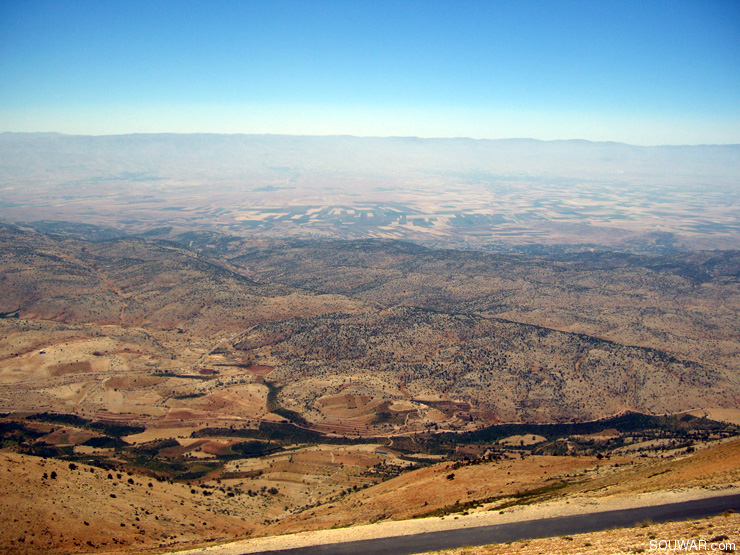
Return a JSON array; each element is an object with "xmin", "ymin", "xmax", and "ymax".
[{"xmin": 177, "ymin": 487, "xmax": 740, "ymax": 554}]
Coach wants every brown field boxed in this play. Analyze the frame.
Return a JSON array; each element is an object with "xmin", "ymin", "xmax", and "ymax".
[{"xmin": 246, "ymin": 365, "xmax": 274, "ymax": 376}]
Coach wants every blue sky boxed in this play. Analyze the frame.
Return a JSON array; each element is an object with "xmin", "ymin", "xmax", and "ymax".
[{"xmin": 1, "ymin": 0, "xmax": 738, "ymax": 144}]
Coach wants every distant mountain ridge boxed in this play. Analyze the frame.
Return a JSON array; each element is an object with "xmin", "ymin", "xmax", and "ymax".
[
  {"xmin": 3, "ymin": 130, "xmax": 739, "ymax": 146},
  {"xmin": 1, "ymin": 132, "xmax": 738, "ymax": 184}
]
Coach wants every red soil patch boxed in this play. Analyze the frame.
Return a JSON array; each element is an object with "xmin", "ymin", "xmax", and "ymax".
[
  {"xmin": 49, "ymin": 361, "xmax": 92, "ymax": 377},
  {"xmin": 578, "ymin": 428, "xmax": 621, "ymax": 439},
  {"xmin": 165, "ymin": 408, "xmax": 206, "ymax": 420},
  {"xmin": 43, "ymin": 427, "xmax": 98, "ymax": 446},
  {"xmin": 160, "ymin": 439, "xmax": 208, "ymax": 457},
  {"xmin": 200, "ymin": 440, "xmax": 235, "ymax": 455},
  {"xmin": 333, "ymin": 452, "xmax": 381, "ymax": 467},
  {"xmin": 246, "ymin": 365, "xmax": 274, "ymax": 376}
]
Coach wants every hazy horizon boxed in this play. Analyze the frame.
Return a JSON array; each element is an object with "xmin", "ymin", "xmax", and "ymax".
[
  {"xmin": 4, "ymin": 130, "xmax": 740, "ymax": 148},
  {"xmin": 2, "ymin": 1, "xmax": 739, "ymax": 145},
  {"xmin": 2, "ymin": 133, "xmax": 738, "ymax": 251}
]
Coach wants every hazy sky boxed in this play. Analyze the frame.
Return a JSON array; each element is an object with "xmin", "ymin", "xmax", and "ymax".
[{"xmin": 1, "ymin": 0, "xmax": 738, "ymax": 144}]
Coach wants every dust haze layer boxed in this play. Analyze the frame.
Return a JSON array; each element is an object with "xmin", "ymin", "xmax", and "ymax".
[{"xmin": 1, "ymin": 133, "xmax": 739, "ymax": 251}]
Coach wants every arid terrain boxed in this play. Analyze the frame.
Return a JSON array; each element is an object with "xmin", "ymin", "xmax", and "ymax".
[
  {"xmin": 2, "ymin": 224, "xmax": 739, "ymax": 428},
  {"xmin": 3, "ymin": 432, "xmax": 740, "ymax": 555},
  {"xmin": 0, "ymin": 133, "xmax": 739, "ymax": 554},
  {"xmin": 0, "ymin": 219, "xmax": 739, "ymax": 554}
]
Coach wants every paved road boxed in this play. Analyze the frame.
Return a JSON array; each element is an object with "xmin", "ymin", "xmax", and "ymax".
[{"xmin": 252, "ymin": 493, "xmax": 740, "ymax": 555}]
